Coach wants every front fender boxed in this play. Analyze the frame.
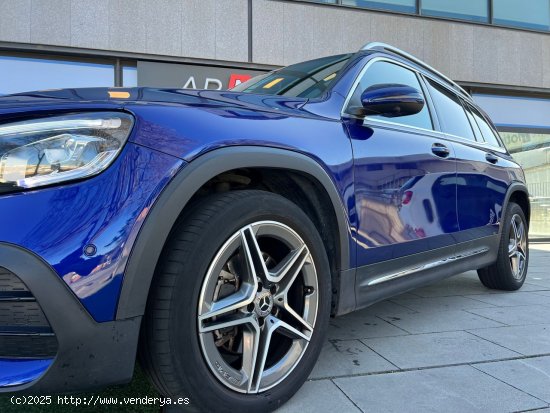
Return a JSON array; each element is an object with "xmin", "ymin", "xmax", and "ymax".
[{"xmin": 116, "ymin": 146, "xmax": 354, "ymax": 320}]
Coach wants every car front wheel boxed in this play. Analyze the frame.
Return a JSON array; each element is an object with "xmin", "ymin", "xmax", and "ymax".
[{"xmin": 140, "ymin": 190, "xmax": 331, "ymax": 413}]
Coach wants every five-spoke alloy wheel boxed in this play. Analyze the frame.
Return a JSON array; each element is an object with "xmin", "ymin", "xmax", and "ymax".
[
  {"xmin": 140, "ymin": 191, "xmax": 330, "ymax": 413},
  {"xmin": 198, "ymin": 221, "xmax": 318, "ymax": 394},
  {"xmin": 508, "ymin": 213, "xmax": 527, "ymax": 280}
]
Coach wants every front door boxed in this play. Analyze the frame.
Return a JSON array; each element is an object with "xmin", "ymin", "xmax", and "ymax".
[{"xmin": 342, "ymin": 60, "xmax": 459, "ymax": 287}]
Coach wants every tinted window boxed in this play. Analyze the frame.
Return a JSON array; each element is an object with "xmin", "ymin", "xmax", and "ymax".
[
  {"xmin": 232, "ymin": 54, "xmax": 351, "ymax": 98},
  {"xmin": 464, "ymin": 104, "xmax": 483, "ymax": 141},
  {"xmin": 342, "ymin": 0, "xmax": 416, "ymax": 13},
  {"xmin": 427, "ymin": 80, "xmax": 475, "ymax": 140},
  {"xmin": 493, "ymin": 0, "xmax": 550, "ymax": 30},
  {"xmin": 471, "ymin": 107, "xmax": 503, "ymax": 147},
  {"xmin": 421, "ymin": 0, "xmax": 488, "ymax": 22},
  {"xmin": 347, "ymin": 61, "xmax": 433, "ymax": 130}
]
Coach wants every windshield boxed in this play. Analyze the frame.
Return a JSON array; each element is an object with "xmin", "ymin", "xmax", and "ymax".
[{"xmin": 231, "ymin": 54, "xmax": 352, "ymax": 98}]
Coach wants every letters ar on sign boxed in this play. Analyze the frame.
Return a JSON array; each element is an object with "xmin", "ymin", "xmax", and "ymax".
[{"xmin": 137, "ymin": 61, "xmax": 266, "ymax": 91}]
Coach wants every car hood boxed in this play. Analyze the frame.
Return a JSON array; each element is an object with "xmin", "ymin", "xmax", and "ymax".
[{"xmin": 0, "ymin": 87, "xmax": 308, "ymax": 116}]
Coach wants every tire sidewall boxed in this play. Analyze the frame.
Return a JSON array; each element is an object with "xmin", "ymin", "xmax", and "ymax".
[{"xmin": 164, "ymin": 191, "xmax": 331, "ymax": 412}]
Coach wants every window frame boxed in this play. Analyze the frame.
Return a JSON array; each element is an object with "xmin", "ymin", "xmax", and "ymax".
[
  {"xmin": 421, "ymin": 74, "xmax": 508, "ymax": 153},
  {"xmin": 341, "ymin": 56, "xmax": 509, "ymax": 154},
  {"xmin": 423, "ymin": 77, "xmax": 479, "ymax": 142},
  {"xmin": 467, "ymin": 103, "xmax": 507, "ymax": 149},
  {"xmin": 342, "ymin": 57, "xmax": 436, "ymax": 133}
]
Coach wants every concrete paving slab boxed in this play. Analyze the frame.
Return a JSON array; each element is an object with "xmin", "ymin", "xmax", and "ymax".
[
  {"xmin": 468, "ymin": 324, "xmax": 550, "ymax": 355},
  {"xmin": 379, "ymin": 309, "xmax": 504, "ymax": 334},
  {"xmin": 276, "ymin": 379, "xmax": 361, "ymax": 413},
  {"xmin": 467, "ymin": 305, "xmax": 550, "ymax": 326},
  {"xmin": 362, "ymin": 331, "xmax": 518, "ymax": 369},
  {"xmin": 409, "ymin": 272, "xmax": 498, "ymax": 297},
  {"xmin": 310, "ymin": 339, "xmax": 396, "ymax": 379},
  {"xmin": 328, "ymin": 312, "xmax": 408, "ymax": 340},
  {"xmin": 390, "ymin": 295, "xmax": 496, "ymax": 312},
  {"xmin": 358, "ymin": 299, "xmax": 418, "ymax": 317},
  {"xmin": 334, "ymin": 365, "xmax": 547, "ymax": 413},
  {"xmin": 466, "ymin": 292, "xmax": 550, "ymax": 307},
  {"xmin": 474, "ymin": 356, "xmax": 550, "ymax": 403}
]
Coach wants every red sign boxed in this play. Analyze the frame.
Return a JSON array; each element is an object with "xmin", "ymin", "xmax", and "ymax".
[{"xmin": 228, "ymin": 74, "xmax": 252, "ymax": 89}]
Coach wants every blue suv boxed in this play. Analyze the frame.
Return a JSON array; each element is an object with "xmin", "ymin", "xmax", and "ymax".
[{"xmin": 0, "ymin": 43, "xmax": 529, "ymax": 412}]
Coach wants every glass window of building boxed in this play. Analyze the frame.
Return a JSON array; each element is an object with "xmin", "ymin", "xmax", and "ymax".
[
  {"xmin": 474, "ymin": 93, "xmax": 550, "ymax": 238},
  {"xmin": 421, "ymin": 0, "xmax": 488, "ymax": 22},
  {"xmin": 342, "ymin": 0, "xmax": 416, "ymax": 13},
  {"xmin": 0, "ymin": 54, "xmax": 115, "ymax": 96},
  {"xmin": 123, "ymin": 65, "xmax": 138, "ymax": 87},
  {"xmin": 499, "ymin": 130, "xmax": 550, "ymax": 238},
  {"xmin": 346, "ymin": 61, "xmax": 433, "ymax": 130},
  {"xmin": 493, "ymin": 0, "xmax": 550, "ymax": 31},
  {"xmin": 427, "ymin": 80, "xmax": 475, "ymax": 140}
]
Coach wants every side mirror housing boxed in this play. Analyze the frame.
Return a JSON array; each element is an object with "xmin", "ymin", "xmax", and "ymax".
[{"xmin": 359, "ymin": 83, "xmax": 425, "ymax": 118}]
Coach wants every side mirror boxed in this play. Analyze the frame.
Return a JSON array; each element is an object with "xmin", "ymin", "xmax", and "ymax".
[{"xmin": 360, "ymin": 83, "xmax": 425, "ymax": 118}]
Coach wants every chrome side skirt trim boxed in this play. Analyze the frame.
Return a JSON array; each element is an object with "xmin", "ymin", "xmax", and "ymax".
[{"xmin": 367, "ymin": 247, "xmax": 490, "ymax": 286}]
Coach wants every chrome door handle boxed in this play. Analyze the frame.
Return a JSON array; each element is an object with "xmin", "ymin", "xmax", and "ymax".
[{"xmin": 431, "ymin": 143, "xmax": 450, "ymax": 158}]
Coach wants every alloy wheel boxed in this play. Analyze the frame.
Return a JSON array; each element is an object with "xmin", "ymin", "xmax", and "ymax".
[
  {"xmin": 197, "ymin": 221, "xmax": 318, "ymax": 394},
  {"xmin": 508, "ymin": 213, "xmax": 527, "ymax": 280}
]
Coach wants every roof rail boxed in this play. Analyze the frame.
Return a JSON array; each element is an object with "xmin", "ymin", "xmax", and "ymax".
[{"xmin": 360, "ymin": 42, "xmax": 469, "ymax": 97}]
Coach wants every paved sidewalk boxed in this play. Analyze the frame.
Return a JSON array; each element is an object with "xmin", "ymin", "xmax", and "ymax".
[{"xmin": 278, "ymin": 244, "xmax": 550, "ymax": 413}]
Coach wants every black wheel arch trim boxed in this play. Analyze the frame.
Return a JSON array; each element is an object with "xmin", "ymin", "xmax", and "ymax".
[
  {"xmin": 500, "ymin": 181, "xmax": 530, "ymax": 236},
  {"xmin": 116, "ymin": 146, "xmax": 353, "ymax": 320}
]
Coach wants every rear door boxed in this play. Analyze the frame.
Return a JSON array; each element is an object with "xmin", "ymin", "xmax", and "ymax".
[
  {"xmin": 424, "ymin": 78, "xmax": 513, "ymax": 243},
  {"xmin": 456, "ymin": 100, "xmax": 514, "ymax": 239}
]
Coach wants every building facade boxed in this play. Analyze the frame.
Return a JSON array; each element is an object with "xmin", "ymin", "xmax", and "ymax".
[{"xmin": 1, "ymin": 0, "xmax": 549, "ymax": 238}]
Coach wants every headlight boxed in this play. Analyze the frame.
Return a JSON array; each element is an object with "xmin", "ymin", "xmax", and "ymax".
[{"xmin": 0, "ymin": 112, "xmax": 133, "ymax": 193}]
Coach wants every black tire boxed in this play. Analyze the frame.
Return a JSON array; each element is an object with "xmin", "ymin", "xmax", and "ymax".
[
  {"xmin": 139, "ymin": 190, "xmax": 331, "ymax": 413},
  {"xmin": 477, "ymin": 202, "xmax": 529, "ymax": 290}
]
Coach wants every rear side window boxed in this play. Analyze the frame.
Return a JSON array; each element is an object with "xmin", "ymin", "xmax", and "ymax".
[
  {"xmin": 346, "ymin": 60, "xmax": 433, "ymax": 131},
  {"xmin": 427, "ymin": 80, "xmax": 475, "ymax": 141},
  {"xmin": 471, "ymin": 107, "xmax": 503, "ymax": 148},
  {"xmin": 464, "ymin": 104, "xmax": 483, "ymax": 142}
]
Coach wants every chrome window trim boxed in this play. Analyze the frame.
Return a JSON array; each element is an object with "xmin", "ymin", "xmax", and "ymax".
[
  {"xmin": 442, "ymin": 131, "xmax": 508, "ymax": 154},
  {"xmin": 359, "ymin": 117, "xmax": 442, "ymax": 137}
]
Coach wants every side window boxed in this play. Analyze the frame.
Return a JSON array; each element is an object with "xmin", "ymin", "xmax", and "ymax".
[
  {"xmin": 346, "ymin": 60, "xmax": 433, "ymax": 130},
  {"xmin": 464, "ymin": 103, "xmax": 483, "ymax": 142},
  {"xmin": 427, "ymin": 80, "xmax": 476, "ymax": 141},
  {"xmin": 471, "ymin": 107, "xmax": 504, "ymax": 148}
]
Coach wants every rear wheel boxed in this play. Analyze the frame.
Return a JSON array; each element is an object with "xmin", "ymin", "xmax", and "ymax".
[
  {"xmin": 140, "ymin": 190, "xmax": 331, "ymax": 412},
  {"xmin": 477, "ymin": 202, "xmax": 529, "ymax": 290}
]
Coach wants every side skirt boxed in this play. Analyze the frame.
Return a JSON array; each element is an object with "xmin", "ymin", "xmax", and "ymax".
[{"xmin": 352, "ymin": 235, "xmax": 499, "ymax": 312}]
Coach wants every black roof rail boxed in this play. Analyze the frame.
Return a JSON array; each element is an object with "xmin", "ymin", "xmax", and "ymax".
[{"xmin": 361, "ymin": 42, "xmax": 470, "ymax": 97}]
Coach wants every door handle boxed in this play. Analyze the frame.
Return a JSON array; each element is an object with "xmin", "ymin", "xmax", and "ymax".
[
  {"xmin": 431, "ymin": 143, "xmax": 450, "ymax": 158},
  {"xmin": 485, "ymin": 153, "xmax": 499, "ymax": 164}
]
